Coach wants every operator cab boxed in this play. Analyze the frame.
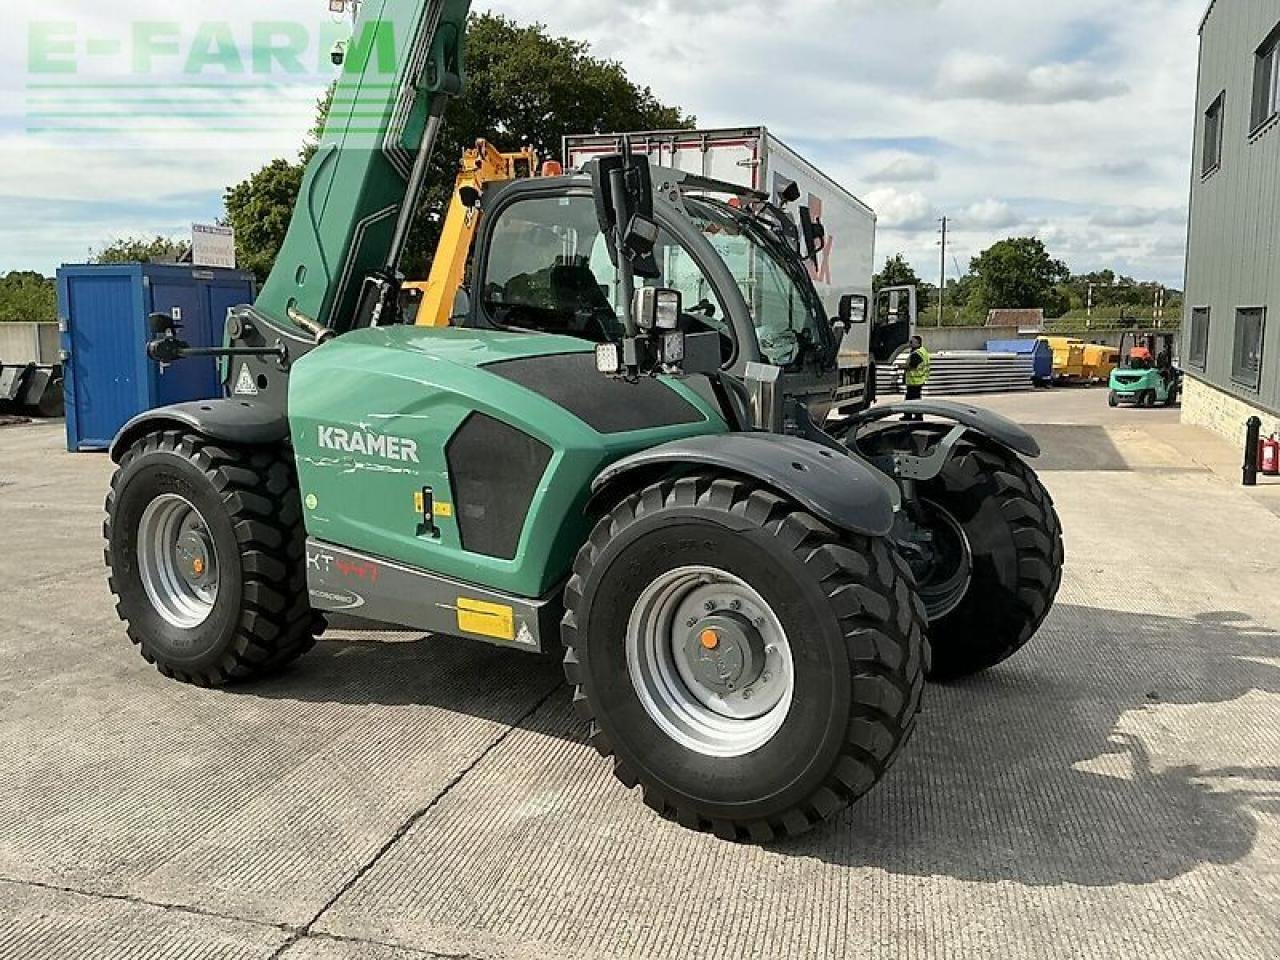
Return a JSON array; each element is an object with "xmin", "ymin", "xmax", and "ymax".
[{"xmin": 459, "ymin": 164, "xmax": 845, "ymax": 421}]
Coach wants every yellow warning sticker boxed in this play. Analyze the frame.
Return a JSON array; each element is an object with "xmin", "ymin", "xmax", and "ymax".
[
  {"xmin": 433, "ymin": 501, "xmax": 454, "ymax": 519},
  {"xmin": 413, "ymin": 491, "xmax": 425, "ymax": 514},
  {"xmin": 457, "ymin": 598, "xmax": 515, "ymax": 642}
]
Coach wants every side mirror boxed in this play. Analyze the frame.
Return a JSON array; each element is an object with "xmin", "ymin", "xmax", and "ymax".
[
  {"xmin": 839, "ymin": 294, "xmax": 868, "ymax": 325},
  {"xmin": 800, "ymin": 207, "xmax": 826, "ymax": 262}
]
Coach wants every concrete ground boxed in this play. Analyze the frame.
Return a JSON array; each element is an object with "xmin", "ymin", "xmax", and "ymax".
[{"xmin": 1, "ymin": 389, "xmax": 1278, "ymax": 960}]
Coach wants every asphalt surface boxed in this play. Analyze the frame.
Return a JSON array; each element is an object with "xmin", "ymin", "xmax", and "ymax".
[{"xmin": 1, "ymin": 390, "xmax": 1278, "ymax": 960}]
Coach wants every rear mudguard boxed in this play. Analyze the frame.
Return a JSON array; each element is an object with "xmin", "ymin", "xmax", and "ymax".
[
  {"xmin": 590, "ymin": 432, "xmax": 898, "ymax": 538},
  {"xmin": 109, "ymin": 399, "xmax": 288, "ymax": 463},
  {"xmin": 841, "ymin": 399, "xmax": 1041, "ymax": 459}
]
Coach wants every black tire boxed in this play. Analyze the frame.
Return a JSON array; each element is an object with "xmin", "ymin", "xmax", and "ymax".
[
  {"xmin": 561, "ymin": 475, "xmax": 928, "ymax": 843},
  {"xmin": 857, "ymin": 428, "xmax": 1064, "ymax": 680},
  {"xmin": 1108, "ymin": 391, "xmax": 1119, "ymax": 408},
  {"xmin": 105, "ymin": 429, "xmax": 321, "ymax": 686},
  {"xmin": 1141, "ymin": 390, "xmax": 1157, "ymax": 408}
]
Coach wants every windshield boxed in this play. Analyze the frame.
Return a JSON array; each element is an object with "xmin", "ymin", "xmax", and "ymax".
[{"xmin": 683, "ymin": 197, "xmax": 830, "ymax": 367}]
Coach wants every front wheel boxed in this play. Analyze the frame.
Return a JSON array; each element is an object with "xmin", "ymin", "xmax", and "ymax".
[
  {"xmin": 562, "ymin": 475, "xmax": 927, "ymax": 843},
  {"xmin": 105, "ymin": 430, "xmax": 322, "ymax": 686},
  {"xmin": 1108, "ymin": 391, "xmax": 1119, "ymax": 408}
]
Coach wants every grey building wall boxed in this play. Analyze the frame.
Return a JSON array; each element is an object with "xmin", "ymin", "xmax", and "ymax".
[{"xmin": 1185, "ymin": 0, "xmax": 1280, "ymax": 418}]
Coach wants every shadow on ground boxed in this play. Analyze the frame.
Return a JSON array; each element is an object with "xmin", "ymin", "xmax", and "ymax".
[{"xmin": 243, "ymin": 602, "xmax": 1280, "ymax": 888}]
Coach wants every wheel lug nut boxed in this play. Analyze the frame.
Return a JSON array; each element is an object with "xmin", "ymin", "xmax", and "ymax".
[
  {"xmin": 762, "ymin": 673, "xmax": 771, "ymax": 683},
  {"xmin": 686, "ymin": 619, "xmax": 697, "ymax": 628},
  {"xmin": 729, "ymin": 600, "xmax": 742, "ymax": 611},
  {"xmin": 704, "ymin": 600, "xmax": 717, "ymax": 612},
  {"xmin": 743, "ymin": 688, "xmax": 754, "ymax": 699}
]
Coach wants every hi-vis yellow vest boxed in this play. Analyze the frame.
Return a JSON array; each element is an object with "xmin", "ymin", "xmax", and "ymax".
[{"xmin": 905, "ymin": 347, "xmax": 932, "ymax": 387}]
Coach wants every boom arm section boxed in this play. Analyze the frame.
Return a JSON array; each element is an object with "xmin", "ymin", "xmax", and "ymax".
[
  {"xmin": 410, "ymin": 139, "xmax": 539, "ymax": 327},
  {"xmin": 254, "ymin": 0, "xmax": 471, "ymax": 337}
]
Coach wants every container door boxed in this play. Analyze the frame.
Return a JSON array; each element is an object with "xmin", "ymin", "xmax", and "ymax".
[
  {"xmin": 149, "ymin": 276, "xmax": 219, "ymax": 406},
  {"xmin": 64, "ymin": 274, "xmax": 141, "ymax": 450}
]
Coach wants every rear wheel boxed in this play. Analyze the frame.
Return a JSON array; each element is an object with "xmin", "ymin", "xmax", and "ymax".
[
  {"xmin": 857, "ymin": 428, "xmax": 1064, "ymax": 680},
  {"xmin": 1141, "ymin": 389, "xmax": 1157, "ymax": 408},
  {"xmin": 562, "ymin": 475, "xmax": 927, "ymax": 843},
  {"xmin": 105, "ymin": 430, "xmax": 321, "ymax": 685},
  {"xmin": 1108, "ymin": 391, "xmax": 1119, "ymax": 408}
]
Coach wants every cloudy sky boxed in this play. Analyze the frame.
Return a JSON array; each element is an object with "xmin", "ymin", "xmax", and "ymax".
[{"xmin": 1, "ymin": 0, "xmax": 1206, "ymax": 286}]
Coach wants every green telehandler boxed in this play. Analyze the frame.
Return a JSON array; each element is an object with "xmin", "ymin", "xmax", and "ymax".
[{"xmin": 103, "ymin": 0, "xmax": 1064, "ymax": 842}]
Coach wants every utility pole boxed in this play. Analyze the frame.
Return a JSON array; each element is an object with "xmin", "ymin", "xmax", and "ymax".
[{"xmin": 937, "ymin": 216, "xmax": 948, "ymax": 328}]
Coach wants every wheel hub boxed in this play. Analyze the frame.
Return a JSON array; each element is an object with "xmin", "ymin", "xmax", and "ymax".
[
  {"xmin": 626, "ymin": 567, "xmax": 795, "ymax": 758},
  {"xmin": 136, "ymin": 494, "xmax": 220, "ymax": 630},
  {"xmin": 174, "ymin": 529, "xmax": 216, "ymax": 590},
  {"xmin": 683, "ymin": 613, "xmax": 766, "ymax": 696},
  {"xmin": 891, "ymin": 500, "xmax": 973, "ymax": 621}
]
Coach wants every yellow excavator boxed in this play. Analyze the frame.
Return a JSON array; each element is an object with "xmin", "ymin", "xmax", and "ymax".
[{"xmin": 401, "ymin": 139, "xmax": 543, "ymax": 326}]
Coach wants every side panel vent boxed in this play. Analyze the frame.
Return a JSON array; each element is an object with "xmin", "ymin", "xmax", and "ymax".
[{"xmin": 446, "ymin": 413, "xmax": 553, "ymax": 561}]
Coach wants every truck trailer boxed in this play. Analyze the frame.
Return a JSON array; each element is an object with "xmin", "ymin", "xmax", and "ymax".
[{"xmin": 565, "ymin": 127, "xmax": 915, "ymax": 411}]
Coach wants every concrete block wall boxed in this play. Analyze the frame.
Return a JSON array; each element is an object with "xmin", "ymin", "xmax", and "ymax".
[
  {"xmin": 1182, "ymin": 374, "xmax": 1280, "ymax": 447},
  {"xmin": 0, "ymin": 323, "xmax": 60, "ymax": 365}
]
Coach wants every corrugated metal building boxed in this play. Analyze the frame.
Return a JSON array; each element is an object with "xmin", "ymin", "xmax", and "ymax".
[{"xmin": 1183, "ymin": 0, "xmax": 1280, "ymax": 443}]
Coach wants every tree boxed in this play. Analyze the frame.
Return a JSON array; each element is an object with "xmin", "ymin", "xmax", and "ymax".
[
  {"xmin": 872, "ymin": 254, "xmax": 930, "ymax": 314},
  {"xmin": 0, "ymin": 271, "xmax": 57, "ymax": 323},
  {"xmin": 224, "ymin": 13, "xmax": 693, "ymax": 282},
  {"xmin": 91, "ymin": 236, "xmax": 190, "ymax": 265},
  {"xmin": 224, "ymin": 160, "xmax": 306, "ymax": 281},
  {"xmin": 968, "ymin": 237, "xmax": 1070, "ymax": 318}
]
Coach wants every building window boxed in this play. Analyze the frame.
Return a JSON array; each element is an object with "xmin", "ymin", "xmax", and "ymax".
[
  {"xmin": 1203, "ymin": 93, "xmax": 1225, "ymax": 174},
  {"xmin": 1252, "ymin": 24, "xmax": 1280, "ymax": 133},
  {"xmin": 1188, "ymin": 307, "xmax": 1210, "ymax": 369},
  {"xmin": 1232, "ymin": 307, "xmax": 1266, "ymax": 389}
]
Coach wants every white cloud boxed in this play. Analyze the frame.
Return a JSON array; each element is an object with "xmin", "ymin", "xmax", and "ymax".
[
  {"xmin": 864, "ymin": 187, "xmax": 936, "ymax": 230},
  {"xmin": 864, "ymin": 154, "xmax": 939, "ymax": 183},
  {"xmin": 960, "ymin": 198, "xmax": 1022, "ymax": 229},
  {"xmin": 1091, "ymin": 205, "xmax": 1186, "ymax": 228},
  {"xmin": 936, "ymin": 52, "xmax": 1129, "ymax": 104}
]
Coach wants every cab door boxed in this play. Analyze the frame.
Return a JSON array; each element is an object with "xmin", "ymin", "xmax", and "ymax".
[{"xmin": 871, "ymin": 285, "xmax": 917, "ymax": 364}]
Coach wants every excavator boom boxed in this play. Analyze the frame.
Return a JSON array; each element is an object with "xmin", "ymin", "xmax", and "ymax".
[{"xmin": 253, "ymin": 0, "xmax": 471, "ymax": 337}]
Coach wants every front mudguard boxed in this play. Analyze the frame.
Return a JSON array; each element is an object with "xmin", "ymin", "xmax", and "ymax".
[
  {"xmin": 841, "ymin": 399, "xmax": 1040, "ymax": 458},
  {"xmin": 590, "ymin": 432, "xmax": 899, "ymax": 538},
  {"xmin": 837, "ymin": 398, "xmax": 1041, "ymax": 487}
]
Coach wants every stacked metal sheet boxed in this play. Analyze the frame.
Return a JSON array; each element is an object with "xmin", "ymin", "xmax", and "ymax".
[{"xmin": 878, "ymin": 351, "xmax": 1036, "ymax": 397}]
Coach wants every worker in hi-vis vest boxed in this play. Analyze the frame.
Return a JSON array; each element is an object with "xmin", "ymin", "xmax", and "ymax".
[{"xmin": 903, "ymin": 335, "xmax": 931, "ymax": 421}]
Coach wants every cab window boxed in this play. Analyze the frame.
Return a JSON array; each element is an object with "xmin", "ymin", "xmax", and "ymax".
[
  {"xmin": 486, "ymin": 194, "xmax": 732, "ymax": 362},
  {"xmin": 481, "ymin": 195, "xmax": 622, "ymax": 342}
]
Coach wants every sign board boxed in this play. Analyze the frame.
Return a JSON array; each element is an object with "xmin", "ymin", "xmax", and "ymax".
[{"xmin": 191, "ymin": 223, "xmax": 236, "ymax": 269}]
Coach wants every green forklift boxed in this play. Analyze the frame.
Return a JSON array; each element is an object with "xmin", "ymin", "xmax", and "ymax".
[
  {"xmin": 1108, "ymin": 330, "xmax": 1181, "ymax": 408},
  {"xmin": 103, "ymin": 0, "xmax": 1064, "ymax": 842}
]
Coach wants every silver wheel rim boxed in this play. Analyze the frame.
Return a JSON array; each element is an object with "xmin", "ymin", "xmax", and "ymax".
[
  {"xmin": 136, "ymin": 494, "xmax": 220, "ymax": 629},
  {"xmin": 626, "ymin": 566, "xmax": 795, "ymax": 758}
]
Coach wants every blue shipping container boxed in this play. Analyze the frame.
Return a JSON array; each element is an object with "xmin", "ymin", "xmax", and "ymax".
[
  {"xmin": 987, "ymin": 339, "xmax": 1054, "ymax": 383},
  {"xmin": 58, "ymin": 263, "xmax": 256, "ymax": 452}
]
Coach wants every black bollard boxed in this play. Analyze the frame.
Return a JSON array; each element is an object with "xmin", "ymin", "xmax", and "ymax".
[{"xmin": 1244, "ymin": 416, "xmax": 1262, "ymax": 486}]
